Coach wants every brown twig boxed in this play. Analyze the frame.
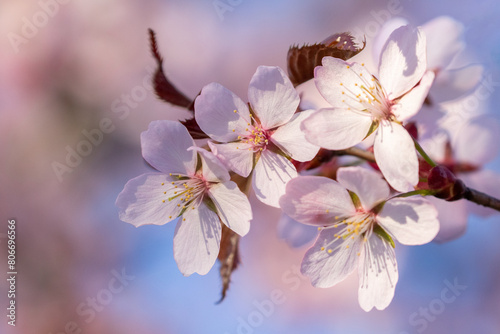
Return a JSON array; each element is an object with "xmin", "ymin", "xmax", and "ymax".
[{"xmin": 464, "ymin": 187, "xmax": 500, "ymax": 212}]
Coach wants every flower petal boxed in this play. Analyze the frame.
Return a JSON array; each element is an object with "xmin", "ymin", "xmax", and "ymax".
[
  {"xmin": 116, "ymin": 173, "xmax": 183, "ymax": 227},
  {"xmin": 336, "ymin": 167, "xmax": 390, "ymax": 210},
  {"xmin": 302, "ymin": 108, "xmax": 373, "ymax": 150},
  {"xmin": 374, "ymin": 122, "xmax": 418, "ymax": 192},
  {"xmin": 194, "ymin": 82, "xmax": 251, "ymax": 142},
  {"xmin": 301, "ymin": 229, "xmax": 362, "ymax": 288},
  {"xmin": 173, "ymin": 201, "xmax": 221, "ymax": 276},
  {"xmin": 358, "ymin": 233, "xmax": 398, "ymax": 311},
  {"xmin": 248, "ymin": 66, "xmax": 299, "ymax": 129},
  {"xmin": 392, "ymin": 71, "xmax": 435, "ymax": 121},
  {"xmin": 208, "ymin": 141, "xmax": 254, "ymax": 177},
  {"xmin": 271, "ymin": 109, "xmax": 320, "ymax": 162},
  {"xmin": 315, "ymin": 57, "xmax": 374, "ymax": 110},
  {"xmin": 277, "ymin": 213, "xmax": 318, "ymax": 248},
  {"xmin": 188, "ymin": 146, "xmax": 230, "ymax": 182},
  {"xmin": 422, "ymin": 16, "xmax": 465, "ymax": 70},
  {"xmin": 377, "ymin": 197, "xmax": 439, "ymax": 245},
  {"xmin": 431, "ymin": 65, "xmax": 483, "ymax": 103},
  {"xmin": 252, "ymin": 150, "xmax": 297, "ymax": 207},
  {"xmin": 279, "ymin": 175, "xmax": 356, "ymax": 226},
  {"xmin": 378, "ymin": 25, "xmax": 427, "ymax": 99},
  {"xmin": 208, "ymin": 181, "xmax": 252, "ymax": 236},
  {"xmin": 428, "ymin": 197, "xmax": 467, "ymax": 243},
  {"xmin": 141, "ymin": 120, "xmax": 196, "ymax": 175}
]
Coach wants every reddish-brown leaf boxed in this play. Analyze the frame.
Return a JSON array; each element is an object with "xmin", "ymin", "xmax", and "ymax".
[
  {"xmin": 216, "ymin": 224, "xmax": 240, "ymax": 303},
  {"xmin": 287, "ymin": 32, "xmax": 365, "ymax": 86}
]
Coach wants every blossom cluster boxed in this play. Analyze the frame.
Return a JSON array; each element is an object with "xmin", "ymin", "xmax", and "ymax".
[{"xmin": 117, "ymin": 18, "xmax": 500, "ymax": 310}]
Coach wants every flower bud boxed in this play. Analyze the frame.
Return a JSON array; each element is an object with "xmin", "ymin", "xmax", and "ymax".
[{"xmin": 428, "ymin": 165, "xmax": 466, "ymax": 201}]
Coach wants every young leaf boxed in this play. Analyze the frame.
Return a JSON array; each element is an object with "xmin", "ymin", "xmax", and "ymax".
[
  {"xmin": 216, "ymin": 224, "xmax": 241, "ymax": 303},
  {"xmin": 287, "ymin": 32, "xmax": 365, "ymax": 86}
]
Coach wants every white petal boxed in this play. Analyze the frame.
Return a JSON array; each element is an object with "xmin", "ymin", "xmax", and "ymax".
[
  {"xmin": 252, "ymin": 150, "xmax": 297, "ymax": 207},
  {"xmin": 378, "ymin": 26, "xmax": 427, "ymax": 98},
  {"xmin": 279, "ymin": 176, "xmax": 356, "ymax": 226},
  {"xmin": 302, "ymin": 108, "xmax": 373, "ymax": 150},
  {"xmin": 173, "ymin": 202, "xmax": 221, "ymax": 276},
  {"xmin": 358, "ymin": 233, "xmax": 398, "ymax": 311},
  {"xmin": 271, "ymin": 109, "xmax": 320, "ymax": 162},
  {"xmin": 372, "ymin": 18, "xmax": 409, "ymax": 68},
  {"xmin": 431, "ymin": 65, "xmax": 483, "ymax": 103},
  {"xmin": 248, "ymin": 66, "xmax": 299, "ymax": 129},
  {"xmin": 116, "ymin": 173, "xmax": 183, "ymax": 227},
  {"xmin": 208, "ymin": 181, "xmax": 252, "ymax": 236},
  {"xmin": 296, "ymin": 78, "xmax": 332, "ymax": 110},
  {"xmin": 208, "ymin": 141, "xmax": 254, "ymax": 177},
  {"xmin": 301, "ymin": 229, "xmax": 362, "ymax": 288},
  {"xmin": 453, "ymin": 116, "xmax": 500, "ymax": 166},
  {"xmin": 188, "ymin": 146, "xmax": 230, "ymax": 182},
  {"xmin": 141, "ymin": 120, "xmax": 196, "ymax": 175},
  {"xmin": 315, "ymin": 57, "xmax": 374, "ymax": 110},
  {"xmin": 421, "ymin": 16, "xmax": 465, "ymax": 70},
  {"xmin": 277, "ymin": 213, "xmax": 318, "ymax": 248},
  {"xmin": 336, "ymin": 167, "xmax": 390, "ymax": 210},
  {"xmin": 392, "ymin": 71, "xmax": 435, "ymax": 121},
  {"xmin": 377, "ymin": 197, "xmax": 439, "ymax": 245},
  {"xmin": 428, "ymin": 197, "xmax": 468, "ymax": 243},
  {"xmin": 374, "ymin": 122, "xmax": 418, "ymax": 192},
  {"xmin": 194, "ymin": 82, "xmax": 251, "ymax": 142}
]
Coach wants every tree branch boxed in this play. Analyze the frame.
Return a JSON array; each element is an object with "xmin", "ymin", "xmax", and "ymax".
[{"xmin": 464, "ymin": 187, "xmax": 500, "ymax": 212}]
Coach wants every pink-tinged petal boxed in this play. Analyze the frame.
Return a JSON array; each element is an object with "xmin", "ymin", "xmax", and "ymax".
[
  {"xmin": 336, "ymin": 167, "xmax": 390, "ymax": 210},
  {"xmin": 378, "ymin": 25, "xmax": 427, "ymax": 99},
  {"xmin": 208, "ymin": 141, "xmax": 254, "ymax": 177},
  {"xmin": 358, "ymin": 233, "xmax": 398, "ymax": 311},
  {"xmin": 208, "ymin": 181, "xmax": 252, "ymax": 237},
  {"xmin": 315, "ymin": 57, "xmax": 374, "ymax": 110},
  {"xmin": 422, "ymin": 16, "xmax": 465, "ymax": 70},
  {"xmin": 461, "ymin": 170, "xmax": 500, "ymax": 217},
  {"xmin": 301, "ymin": 229, "xmax": 362, "ymax": 288},
  {"xmin": 116, "ymin": 173, "xmax": 183, "ymax": 227},
  {"xmin": 277, "ymin": 213, "xmax": 318, "ymax": 248},
  {"xmin": 372, "ymin": 17, "xmax": 409, "ymax": 68},
  {"xmin": 374, "ymin": 122, "xmax": 418, "ymax": 192},
  {"xmin": 141, "ymin": 120, "xmax": 196, "ymax": 175},
  {"xmin": 428, "ymin": 197, "xmax": 467, "ymax": 243},
  {"xmin": 453, "ymin": 116, "xmax": 500, "ymax": 165},
  {"xmin": 377, "ymin": 197, "xmax": 439, "ymax": 245},
  {"xmin": 188, "ymin": 146, "xmax": 230, "ymax": 183},
  {"xmin": 252, "ymin": 150, "xmax": 297, "ymax": 207},
  {"xmin": 431, "ymin": 65, "xmax": 483, "ymax": 103},
  {"xmin": 271, "ymin": 109, "xmax": 320, "ymax": 162},
  {"xmin": 302, "ymin": 108, "xmax": 373, "ymax": 150},
  {"xmin": 173, "ymin": 202, "xmax": 221, "ymax": 276},
  {"xmin": 279, "ymin": 176, "xmax": 356, "ymax": 226},
  {"xmin": 392, "ymin": 71, "xmax": 435, "ymax": 121},
  {"xmin": 296, "ymin": 78, "xmax": 332, "ymax": 110},
  {"xmin": 194, "ymin": 82, "xmax": 251, "ymax": 142},
  {"xmin": 248, "ymin": 66, "xmax": 299, "ymax": 129}
]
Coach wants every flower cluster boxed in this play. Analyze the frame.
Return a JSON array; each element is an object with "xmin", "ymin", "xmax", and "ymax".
[{"xmin": 117, "ymin": 20, "xmax": 500, "ymax": 310}]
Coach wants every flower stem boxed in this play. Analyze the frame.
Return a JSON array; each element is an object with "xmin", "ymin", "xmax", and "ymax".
[
  {"xmin": 413, "ymin": 138, "xmax": 437, "ymax": 167},
  {"xmin": 395, "ymin": 189, "xmax": 436, "ymax": 198},
  {"xmin": 464, "ymin": 187, "xmax": 500, "ymax": 212}
]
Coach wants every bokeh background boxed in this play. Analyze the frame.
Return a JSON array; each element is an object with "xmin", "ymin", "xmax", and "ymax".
[{"xmin": 1, "ymin": 0, "xmax": 500, "ymax": 333}]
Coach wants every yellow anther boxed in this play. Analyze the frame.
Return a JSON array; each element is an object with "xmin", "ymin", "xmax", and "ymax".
[
  {"xmin": 232, "ymin": 129, "xmax": 235, "ymax": 132},
  {"xmin": 162, "ymin": 200, "xmax": 165, "ymax": 203},
  {"xmin": 317, "ymin": 227, "xmax": 321, "ymax": 231},
  {"xmin": 320, "ymin": 247, "xmax": 325, "ymax": 251},
  {"xmin": 325, "ymin": 209, "xmax": 329, "ymax": 213},
  {"xmin": 333, "ymin": 224, "xmax": 338, "ymax": 228},
  {"xmin": 233, "ymin": 110, "xmax": 237, "ymax": 113},
  {"xmin": 361, "ymin": 63, "xmax": 365, "ymax": 66},
  {"xmin": 183, "ymin": 218, "xmax": 186, "ymax": 221},
  {"xmin": 169, "ymin": 216, "xmax": 172, "ymax": 219},
  {"xmin": 177, "ymin": 204, "xmax": 181, "ymax": 207},
  {"xmin": 346, "ymin": 245, "xmax": 349, "ymax": 249},
  {"xmin": 161, "ymin": 183, "xmax": 164, "ymax": 186},
  {"xmin": 164, "ymin": 192, "xmax": 167, "ymax": 194},
  {"xmin": 327, "ymin": 249, "xmax": 333, "ymax": 253},
  {"xmin": 346, "ymin": 65, "xmax": 350, "ymax": 69},
  {"xmin": 340, "ymin": 83, "xmax": 343, "ymax": 86},
  {"xmin": 357, "ymin": 252, "xmax": 361, "ymax": 256}
]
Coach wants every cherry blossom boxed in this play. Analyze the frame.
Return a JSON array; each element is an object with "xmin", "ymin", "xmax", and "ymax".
[
  {"xmin": 195, "ymin": 66, "xmax": 319, "ymax": 207},
  {"xmin": 116, "ymin": 120, "xmax": 252, "ymax": 276},
  {"xmin": 303, "ymin": 25, "xmax": 435, "ymax": 192},
  {"xmin": 280, "ymin": 167, "xmax": 439, "ymax": 311}
]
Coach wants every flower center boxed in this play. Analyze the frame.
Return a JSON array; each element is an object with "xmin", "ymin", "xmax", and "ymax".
[
  {"xmin": 339, "ymin": 64, "xmax": 394, "ymax": 121},
  {"xmin": 318, "ymin": 211, "xmax": 375, "ymax": 255},
  {"xmin": 232, "ymin": 109, "xmax": 270, "ymax": 153},
  {"xmin": 161, "ymin": 173, "xmax": 208, "ymax": 212}
]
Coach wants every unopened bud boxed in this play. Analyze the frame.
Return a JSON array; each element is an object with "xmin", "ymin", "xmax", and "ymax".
[{"xmin": 428, "ymin": 165, "xmax": 466, "ymax": 201}]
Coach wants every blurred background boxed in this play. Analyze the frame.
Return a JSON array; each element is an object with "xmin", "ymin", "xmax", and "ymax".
[{"xmin": 1, "ymin": 0, "xmax": 500, "ymax": 333}]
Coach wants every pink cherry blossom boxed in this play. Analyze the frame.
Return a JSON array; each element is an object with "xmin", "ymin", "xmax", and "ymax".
[
  {"xmin": 195, "ymin": 66, "xmax": 319, "ymax": 207},
  {"xmin": 116, "ymin": 120, "xmax": 252, "ymax": 276},
  {"xmin": 280, "ymin": 167, "xmax": 439, "ymax": 311},
  {"xmin": 303, "ymin": 25, "xmax": 435, "ymax": 192}
]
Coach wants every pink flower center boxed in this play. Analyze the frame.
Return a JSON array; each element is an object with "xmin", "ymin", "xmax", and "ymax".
[
  {"xmin": 232, "ymin": 109, "xmax": 271, "ymax": 153},
  {"xmin": 163, "ymin": 173, "xmax": 208, "ymax": 210}
]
